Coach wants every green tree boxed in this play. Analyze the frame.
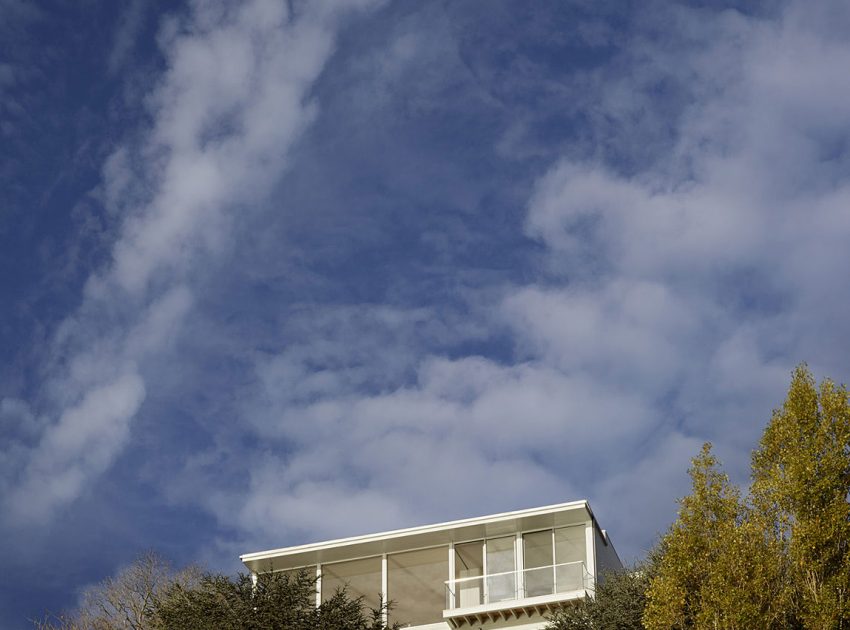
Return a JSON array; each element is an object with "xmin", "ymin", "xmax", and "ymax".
[
  {"xmin": 151, "ymin": 568, "xmax": 398, "ymax": 630},
  {"xmin": 34, "ymin": 557, "xmax": 397, "ymax": 630},
  {"xmin": 546, "ymin": 564, "xmax": 653, "ymax": 630}
]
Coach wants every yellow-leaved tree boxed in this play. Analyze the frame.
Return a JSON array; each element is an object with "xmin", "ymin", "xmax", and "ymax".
[
  {"xmin": 642, "ymin": 444, "xmax": 785, "ymax": 630},
  {"xmin": 750, "ymin": 366, "xmax": 850, "ymax": 629},
  {"xmin": 645, "ymin": 365, "xmax": 849, "ymax": 629}
]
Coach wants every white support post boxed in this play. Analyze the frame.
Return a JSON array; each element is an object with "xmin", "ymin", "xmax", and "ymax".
[
  {"xmin": 316, "ymin": 564, "xmax": 322, "ymax": 608},
  {"xmin": 515, "ymin": 532, "xmax": 523, "ymax": 598},
  {"xmin": 552, "ymin": 529, "xmax": 558, "ymax": 594},
  {"xmin": 585, "ymin": 521, "xmax": 596, "ymax": 595},
  {"xmin": 482, "ymin": 539, "xmax": 488, "ymax": 604},
  {"xmin": 250, "ymin": 571, "xmax": 258, "ymax": 593},
  {"xmin": 447, "ymin": 543, "xmax": 455, "ymax": 610},
  {"xmin": 381, "ymin": 554, "xmax": 388, "ymax": 627}
]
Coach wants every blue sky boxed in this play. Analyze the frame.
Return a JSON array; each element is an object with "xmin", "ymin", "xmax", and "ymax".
[{"xmin": 2, "ymin": 0, "xmax": 850, "ymax": 626}]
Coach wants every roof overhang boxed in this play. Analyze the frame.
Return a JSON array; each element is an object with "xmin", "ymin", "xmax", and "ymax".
[{"xmin": 241, "ymin": 500, "xmax": 596, "ymax": 574}]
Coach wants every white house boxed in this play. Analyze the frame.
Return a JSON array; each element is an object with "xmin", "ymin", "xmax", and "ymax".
[{"xmin": 241, "ymin": 500, "xmax": 622, "ymax": 630}]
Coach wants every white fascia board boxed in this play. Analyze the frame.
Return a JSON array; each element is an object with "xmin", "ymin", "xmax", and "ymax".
[{"xmin": 241, "ymin": 500, "xmax": 595, "ymax": 572}]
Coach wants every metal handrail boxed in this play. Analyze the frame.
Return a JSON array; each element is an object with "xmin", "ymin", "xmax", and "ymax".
[{"xmin": 445, "ymin": 560, "xmax": 590, "ymax": 609}]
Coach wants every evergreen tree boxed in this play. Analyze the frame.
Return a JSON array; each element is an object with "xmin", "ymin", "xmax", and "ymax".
[
  {"xmin": 546, "ymin": 564, "xmax": 653, "ymax": 630},
  {"xmin": 152, "ymin": 568, "xmax": 398, "ymax": 630}
]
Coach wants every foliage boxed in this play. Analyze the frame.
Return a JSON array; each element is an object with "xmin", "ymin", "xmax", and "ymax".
[
  {"xmin": 33, "ymin": 551, "xmax": 201, "ymax": 630},
  {"xmin": 643, "ymin": 445, "xmax": 787, "ymax": 629},
  {"xmin": 645, "ymin": 365, "xmax": 850, "ymax": 629},
  {"xmin": 33, "ymin": 558, "xmax": 396, "ymax": 630},
  {"xmin": 546, "ymin": 564, "xmax": 653, "ymax": 630},
  {"xmin": 36, "ymin": 365, "xmax": 850, "ymax": 630},
  {"xmin": 750, "ymin": 366, "xmax": 850, "ymax": 629},
  {"xmin": 152, "ymin": 568, "xmax": 398, "ymax": 630}
]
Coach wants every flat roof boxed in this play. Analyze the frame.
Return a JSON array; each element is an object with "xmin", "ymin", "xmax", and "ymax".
[{"xmin": 241, "ymin": 500, "xmax": 599, "ymax": 573}]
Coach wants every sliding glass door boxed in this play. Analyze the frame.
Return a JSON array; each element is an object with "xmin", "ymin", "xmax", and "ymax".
[
  {"xmin": 453, "ymin": 536, "xmax": 517, "ymax": 607},
  {"xmin": 522, "ymin": 530, "xmax": 554, "ymax": 597},
  {"xmin": 486, "ymin": 536, "xmax": 516, "ymax": 603}
]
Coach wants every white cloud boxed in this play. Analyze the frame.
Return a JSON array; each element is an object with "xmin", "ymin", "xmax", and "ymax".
[
  {"xmin": 6, "ymin": 0, "xmax": 848, "ymax": 572},
  {"xmin": 3, "ymin": 0, "xmax": 384, "ymax": 525},
  {"xmin": 515, "ymin": 0, "xmax": 850, "ymax": 504},
  {"xmin": 192, "ymin": 0, "xmax": 850, "ymax": 561},
  {"xmin": 8, "ymin": 372, "xmax": 145, "ymax": 524}
]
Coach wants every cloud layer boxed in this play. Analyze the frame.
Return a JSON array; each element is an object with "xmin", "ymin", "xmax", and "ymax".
[
  {"xmin": 2, "ymin": 0, "xmax": 850, "ymax": 624},
  {"xmin": 2, "ymin": 0, "xmax": 383, "ymax": 526}
]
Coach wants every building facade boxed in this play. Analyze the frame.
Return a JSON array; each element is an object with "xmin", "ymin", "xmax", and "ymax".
[{"xmin": 241, "ymin": 501, "xmax": 622, "ymax": 630}]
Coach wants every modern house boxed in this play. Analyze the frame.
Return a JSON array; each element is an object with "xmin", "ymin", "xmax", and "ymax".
[{"xmin": 240, "ymin": 501, "xmax": 622, "ymax": 629}]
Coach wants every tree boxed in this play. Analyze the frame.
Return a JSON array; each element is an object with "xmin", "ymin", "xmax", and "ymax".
[
  {"xmin": 151, "ymin": 567, "xmax": 399, "ymax": 630},
  {"xmin": 750, "ymin": 365, "xmax": 850, "ymax": 629},
  {"xmin": 546, "ymin": 564, "xmax": 654, "ymax": 630},
  {"xmin": 642, "ymin": 444, "xmax": 744, "ymax": 629},
  {"xmin": 34, "ymin": 551, "xmax": 201, "ymax": 630},
  {"xmin": 36, "ymin": 559, "xmax": 399, "ymax": 630},
  {"xmin": 644, "ymin": 365, "xmax": 850, "ymax": 629}
]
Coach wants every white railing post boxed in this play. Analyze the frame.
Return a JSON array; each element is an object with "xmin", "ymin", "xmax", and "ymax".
[
  {"xmin": 585, "ymin": 521, "xmax": 596, "ymax": 594},
  {"xmin": 315, "ymin": 564, "xmax": 322, "ymax": 609},
  {"xmin": 381, "ymin": 554, "xmax": 388, "ymax": 627},
  {"xmin": 482, "ymin": 539, "xmax": 488, "ymax": 604},
  {"xmin": 447, "ymin": 543, "xmax": 455, "ymax": 610},
  {"xmin": 515, "ymin": 533, "xmax": 523, "ymax": 599}
]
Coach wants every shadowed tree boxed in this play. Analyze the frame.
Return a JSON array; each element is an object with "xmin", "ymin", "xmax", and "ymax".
[
  {"xmin": 151, "ymin": 567, "xmax": 399, "ymax": 630},
  {"xmin": 35, "ymin": 561, "xmax": 398, "ymax": 630},
  {"xmin": 545, "ymin": 562, "xmax": 654, "ymax": 630}
]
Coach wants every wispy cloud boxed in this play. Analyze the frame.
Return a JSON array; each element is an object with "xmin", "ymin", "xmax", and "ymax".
[
  {"xmin": 2, "ymin": 2, "xmax": 850, "ymax": 623},
  {"xmin": 171, "ymin": 0, "xmax": 850, "ymax": 560},
  {"xmin": 106, "ymin": 0, "xmax": 149, "ymax": 75},
  {"xmin": 2, "ymin": 0, "xmax": 384, "ymax": 527}
]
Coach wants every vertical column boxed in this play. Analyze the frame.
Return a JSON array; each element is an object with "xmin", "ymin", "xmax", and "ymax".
[
  {"xmin": 447, "ymin": 543, "xmax": 455, "ymax": 610},
  {"xmin": 315, "ymin": 564, "xmax": 322, "ymax": 608},
  {"xmin": 515, "ymin": 532, "xmax": 524, "ymax": 599},
  {"xmin": 585, "ymin": 521, "xmax": 596, "ymax": 595},
  {"xmin": 482, "ymin": 539, "xmax": 488, "ymax": 604},
  {"xmin": 381, "ymin": 554, "xmax": 388, "ymax": 626},
  {"xmin": 250, "ymin": 571, "xmax": 258, "ymax": 593},
  {"xmin": 552, "ymin": 529, "xmax": 557, "ymax": 593}
]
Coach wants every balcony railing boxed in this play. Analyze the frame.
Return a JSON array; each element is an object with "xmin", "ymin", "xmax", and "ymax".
[{"xmin": 445, "ymin": 561, "xmax": 590, "ymax": 610}]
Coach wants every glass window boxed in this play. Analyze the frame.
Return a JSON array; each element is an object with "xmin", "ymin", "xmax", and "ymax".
[
  {"xmin": 387, "ymin": 547, "xmax": 449, "ymax": 627},
  {"xmin": 486, "ymin": 536, "xmax": 516, "ymax": 602},
  {"xmin": 555, "ymin": 526, "xmax": 586, "ymax": 592},
  {"xmin": 523, "ymin": 530, "xmax": 553, "ymax": 597},
  {"xmin": 454, "ymin": 541, "xmax": 484, "ymax": 608},
  {"xmin": 321, "ymin": 557, "xmax": 382, "ymax": 612}
]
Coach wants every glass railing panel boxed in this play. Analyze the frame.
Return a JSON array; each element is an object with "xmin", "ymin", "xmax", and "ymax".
[
  {"xmin": 487, "ymin": 572, "xmax": 517, "ymax": 603},
  {"xmin": 522, "ymin": 565, "xmax": 554, "ymax": 598},
  {"xmin": 451, "ymin": 575, "xmax": 484, "ymax": 608},
  {"xmin": 555, "ymin": 561, "xmax": 585, "ymax": 593},
  {"xmin": 445, "ymin": 562, "xmax": 588, "ymax": 611}
]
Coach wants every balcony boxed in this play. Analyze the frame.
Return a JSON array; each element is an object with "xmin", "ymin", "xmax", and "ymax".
[{"xmin": 443, "ymin": 561, "xmax": 591, "ymax": 627}]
